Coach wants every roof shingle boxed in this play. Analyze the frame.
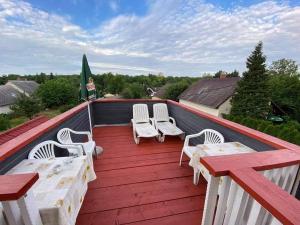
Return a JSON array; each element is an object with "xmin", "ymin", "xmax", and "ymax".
[{"xmin": 179, "ymin": 77, "xmax": 240, "ymax": 109}]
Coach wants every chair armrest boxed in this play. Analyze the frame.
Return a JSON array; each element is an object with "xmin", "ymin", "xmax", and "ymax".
[
  {"xmin": 55, "ymin": 143, "xmax": 84, "ymax": 156},
  {"xmin": 69, "ymin": 129, "xmax": 92, "ymax": 141},
  {"xmin": 184, "ymin": 131, "xmax": 204, "ymax": 147},
  {"xmin": 169, "ymin": 117, "xmax": 176, "ymax": 125}
]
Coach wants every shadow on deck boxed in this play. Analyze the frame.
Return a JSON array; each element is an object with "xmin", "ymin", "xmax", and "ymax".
[{"xmin": 77, "ymin": 126, "xmax": 207, "ymax": 225}]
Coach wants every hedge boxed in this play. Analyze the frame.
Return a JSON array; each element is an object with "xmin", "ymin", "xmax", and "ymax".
[{"xmin": 224, "ymin": 115, "xmax": 300, "ymax": 145}]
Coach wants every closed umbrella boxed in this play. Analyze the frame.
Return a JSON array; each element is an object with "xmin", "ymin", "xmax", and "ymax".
[{"xmin": 80, "ymin": 54, "xmax": 96, "ymax": 136}]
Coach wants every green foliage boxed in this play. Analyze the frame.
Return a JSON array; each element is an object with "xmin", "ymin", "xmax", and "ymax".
[
  {"xmin": 0, "ymin": 114, "xmax": 11, "ymax": 131},
  {"xmin": 231, "ymin": 42, "xmax": 270, "ymax": 118},
  {"xmin": 225, "ymin": 115, "xmax": 300, "ymax": 146},
  {"xmin": 269, "ymin": 58, "xmax": 299, "ymax": 77},
  {"xmin": 37, "ymin": 78, "xmax": 78, "ymax": 108},
  {"xmin": 163, "ymin": 81, "xmax": 189, "ymax": 101},
  {"xmin": 10, "ymin": 93, "xmax": 43, "ymax": 119},
  {"xmin": 59, "ymin": 104, "xmax": 76, "ymax": 113},
  {"xmin": 121, "ymin": 83, "xmax": 146, "ymax": 99}
]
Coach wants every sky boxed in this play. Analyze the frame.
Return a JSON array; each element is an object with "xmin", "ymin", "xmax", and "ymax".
[{"xmin": 0, "ymin": 0, "xmax": 300, "ymax": 76}]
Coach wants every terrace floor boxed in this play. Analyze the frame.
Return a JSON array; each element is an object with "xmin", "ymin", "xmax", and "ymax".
[{"xmin": 76, "ymin": 126, "xmax": 206, "ymax": 225}]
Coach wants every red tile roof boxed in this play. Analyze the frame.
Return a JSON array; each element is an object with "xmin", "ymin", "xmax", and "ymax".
[{"xmin": 0, "ymin": 116, "xmax": 48, "ymax": 145}]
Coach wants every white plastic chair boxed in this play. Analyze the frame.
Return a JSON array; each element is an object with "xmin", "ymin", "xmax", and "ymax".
[
  {"xmin": 153, "ymin": 103, "xmax": 184, "ymax": 142},
  {"xmin": 57, "ymin": 128, "xmax": 95, "ymax": 156},
  {"xmin": 131, "ymin": 104, "xmax": 160, "ymax": 144},
  {"xmin": 28, "ymin": 140, "xmax": 83, "ymax": 159},
  {"xmin": 179, "ymin": 129, "xmax": 224, "ymax": 184}
]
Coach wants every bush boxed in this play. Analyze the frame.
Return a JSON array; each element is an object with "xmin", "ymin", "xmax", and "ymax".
[
  {"xmin": 0, "ymin": 114, "xmax": 10, "ymax": 131},
  {"xmin": 121, "ymin": 83, "xmax": 146, "ymax": 99},
  {"xmin": 227, "ymin": 114, "xmax": 300, "ymax": 146},
  {"xmin": 10, "ymin": 93, "xmax": 43, "ymax": 119},
  {"xmin": 59, "ymin": 104, "xmax": 76, "ymax": 113},
  {"xmin": 37, "ymin": 78, "xmax": 78, "ymax": 108}
]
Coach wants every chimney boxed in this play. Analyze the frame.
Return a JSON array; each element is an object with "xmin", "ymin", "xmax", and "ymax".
[{"xmin": 220, "ymin": 71, "xmax": 227, "ymax": 79}]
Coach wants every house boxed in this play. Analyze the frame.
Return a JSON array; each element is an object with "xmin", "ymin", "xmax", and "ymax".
[
  {"xmin": 179, "ymin": 76, "xmax": 240, "ymax": 117},
  {"xmin": 151, "ymin": 83, "xmax": 171, "ymax": 99},
  {"xmin": 0, "ymin": 80, "xmax": 39, "ymax": 114}
]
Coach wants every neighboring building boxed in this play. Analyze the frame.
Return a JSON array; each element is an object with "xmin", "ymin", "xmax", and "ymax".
[
  {"xmin": 179, "ymin": 76, "xmax": 240, "ymax": 117},
  {"xmin": 6, "ymin": 80, "xmax": 39, "ymax": 96},
  {"xmin": 0, "ymin": 80, "xmax": 39, "ymax": 114},
  {"xmin": 151, "ymin": 83, "xmax": 171, "ymax": 100}
]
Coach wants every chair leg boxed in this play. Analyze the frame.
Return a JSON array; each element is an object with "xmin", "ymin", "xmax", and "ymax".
[
  {"xmin": 133, "ymin": 129, "xmax": 139, "ymax": 144},
  {"xmin": 193, "ymin": 169, "xmax": 200, "ymax": 185},
  {"xmin": 179, "ymin": 150, "xmax": 184, "ymax": 166}
]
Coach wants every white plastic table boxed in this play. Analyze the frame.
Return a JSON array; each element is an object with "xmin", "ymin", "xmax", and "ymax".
[
  {"xmin": 189, "ymin": 142, "xmax": 255, "ymax": 182},
  {"xmin": 6, "ymin": 156, "xmax": 96, "ymax": 225}
]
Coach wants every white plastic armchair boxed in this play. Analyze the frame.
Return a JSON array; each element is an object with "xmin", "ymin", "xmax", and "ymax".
[
  {"xmin": 57, "ymin": 128, "xmax": 95, "ymax": 156},
  {"xmin": 28, "ymin": 140, "xmax": 83, "ymax": 159},
  {"xmin": 179, "ymin": 129, "xmax": 224, "ymax": 166},
  {"xmin": 132, "ymin": 104, "xmax": 160, "ymax": 144},
  {"xmin": 153, "ymin": 103, "xmax": 184, "ymax": 142}
]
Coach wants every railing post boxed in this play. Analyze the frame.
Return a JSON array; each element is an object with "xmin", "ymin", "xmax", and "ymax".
[{"xmin": 201, "ymin": 175, "xmax": 220, "ymax": 225}]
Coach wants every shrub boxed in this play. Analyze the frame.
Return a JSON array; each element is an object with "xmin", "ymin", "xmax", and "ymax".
[
  {"xmin": 163, "ymin": 81, "xmax": 189, "ymax": 101},
  {"xmin": 37, "ymin": 78, "xmax": 78, "ymax": 108},
  {"xmin": 10, "ymin": 93, "xmax": 43, "ymax": 119},
  {"xmin": 0, "ymin": 114, "xmax": 10, "ymax": 131},
  {"xmin": 59, "ymin": 104, "xmax": 76, "ymax": 113}
]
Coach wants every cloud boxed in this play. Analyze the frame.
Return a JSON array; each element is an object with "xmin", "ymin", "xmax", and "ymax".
[
  {"xmin": 0, "ymin": 0, "xmax": 299, "ymax": 76},
  {"xmin": 109, "ymin": 1, "xmax": 119, "ymax": 13}
]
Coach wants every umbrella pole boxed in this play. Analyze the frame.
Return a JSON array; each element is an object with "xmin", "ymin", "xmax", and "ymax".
[{"xmin": 87, "ymin": 100, "xmax": 93, "ymax": 138}]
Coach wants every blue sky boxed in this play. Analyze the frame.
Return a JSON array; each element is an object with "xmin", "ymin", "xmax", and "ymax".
[{"xmin": 0, "ymin": 0, "xmax": 300, "ymax": 76}]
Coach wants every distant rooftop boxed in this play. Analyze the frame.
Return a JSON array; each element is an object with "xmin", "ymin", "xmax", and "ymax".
[
  {"xmin": 7, "ymin": 80, "xmax": 39, "ymax": 95},
  {"xmin": 179, "ymin": 77, "xmax": 240, "ymax": 109},
  {"xmin": 0, "ymin": 85, "xmax": 20, "ymax": 106}
]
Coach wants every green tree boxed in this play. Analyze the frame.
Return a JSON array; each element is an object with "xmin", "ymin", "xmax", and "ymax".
[
  {"xmin": 231, "ymin": 42, "xmax": 270, "ymax": 118},
  {"xmin": 269, "ymin": 58, "xmax": 299, "ymax": 77},
  {"xmin": 163, "ymin": 81, "xmax": 189, "ymax": 101},
  {"xmin": 10, "ymin": 93, "xmax": 43, "ymax": 119},
  {"xmin": 37, "ymin": 78, "xmax": 78, "ymax": 108},
  {"xmin": 121, "ymin": 83, "xmax": 146, "ymax": 99},
  {"xmin": 227, "ymin": 70, "xmax": 239, "ymax": 77}
]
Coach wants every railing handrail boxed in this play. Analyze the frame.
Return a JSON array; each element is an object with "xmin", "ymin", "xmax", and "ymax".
[
  {"xmin": 231, "ymin": 167, "xmax": 300, "ymax": 225},
  {"xmin": 0, "ymin": 102, "xmax": 88, "ymax": 162},
  {"xmin": 0, "ymin": 173, "xmax": 39, "ymax": 201},
  {"xmin": 201, "ymin": 149, "xmax": 300, "ymax": 177}
]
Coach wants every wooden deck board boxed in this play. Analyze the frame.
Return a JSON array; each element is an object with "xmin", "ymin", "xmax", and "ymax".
[{"xmin": 77, "ymin": 126, "xmax": 206, "ymax": 225}]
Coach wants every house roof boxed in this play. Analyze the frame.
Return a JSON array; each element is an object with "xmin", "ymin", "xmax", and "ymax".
[
  {"xmin": 0, "ymin": 85, "xmax": 20, "ymax": 106},
  {"xmin": 179, "ymin": 77, "xmax": 240, "ymax": 109},
  {"xmin": 153, "ymin": 83, "xmax": 172, "ymax": 98},
  {"xmin": 7, "ymin": 80, "xmax": 39, "ymax": 95}
]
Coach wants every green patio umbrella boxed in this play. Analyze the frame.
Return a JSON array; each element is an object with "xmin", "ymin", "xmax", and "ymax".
[
  {"xmin": 79, "ymin": 54, "xmax": 96, "ymax": 137},
  {"xmin": 80, "ymin": 54, "xmax": 96, "ymax": 101}
]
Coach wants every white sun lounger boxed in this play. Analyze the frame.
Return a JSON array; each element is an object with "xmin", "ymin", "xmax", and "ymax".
[
  {"xmin": 132, "ymin": 104, "xmax": 160, "ymax": 144},
  {"xmin": 153, "ymin": 103, "xmax": 184, "ymax": 142}
]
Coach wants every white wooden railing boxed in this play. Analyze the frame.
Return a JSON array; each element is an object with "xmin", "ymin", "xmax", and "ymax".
[
  {"xmin": 200, "ymin": 149, "xmax": 300, "ymax": 225},
  {"xmin": 0, "ymin": 173, "xmax": 42, "ymax": 225}
]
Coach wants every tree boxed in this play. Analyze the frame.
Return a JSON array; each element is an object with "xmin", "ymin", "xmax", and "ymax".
[
  {"xmin": 231, "ymin": 42, "xmax": 270, "ymax": 118},
  {"xmin": 269, "ymin": 58, "xmax": 299, "ymax": 77},
  {"xmin": 10, "ymin": 93, "xmax": 43, "ymax": 119},
  {"xmin": 121, "ymin": 83, "xmax": 146, "ymax": 99},
  {"xmin": 0, "ymin": 114, "xmax": 10, "ymax": 131},
  {"xmin": 163, "ymin": 81, "xmax": 189, "ymax": 101},
  {"xmin": 37, "ymin": 78, "xmax": 78, "ymax": 108},
  {"xmin": 227, "ymin": 70, "xmax": 239, "ymax": 77},
  {"xmin": 214, "ymin": 70, "xmax": 224, "ymax": 78}
]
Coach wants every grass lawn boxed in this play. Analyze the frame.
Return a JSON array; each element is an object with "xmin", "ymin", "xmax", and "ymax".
[{"xmin": 9, "ymin": 116, "xmax": 29, "ymax": 128}]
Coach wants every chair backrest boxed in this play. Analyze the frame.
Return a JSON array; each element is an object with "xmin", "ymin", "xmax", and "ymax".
[
  {"xmin": 202, "ymin": 129, "xmax": 224, "ymax": 144},
  {"xmin": 57, "ymin": 128, "xmax": 73, "ymax": 145},
  {"xmin": 28, "ymin": 141, "xmax": 57, "ymax": 159},
  {"xmin": 153, "ymin": 103, "xmax": 169, "ymax": 122},
  {"xmin": 133, "ymin": 104, "xmax": 150, "ymax": 123}
]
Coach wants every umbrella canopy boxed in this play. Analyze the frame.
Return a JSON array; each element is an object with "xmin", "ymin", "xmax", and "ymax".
[{"xmin": 80, "ymin": 54, "xmax": 96, "ymax": 101}]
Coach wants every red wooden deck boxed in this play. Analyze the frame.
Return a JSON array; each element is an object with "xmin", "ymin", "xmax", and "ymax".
[{"xmin": 77, "ymin": 126, "xmax": 206, "ymax": 225}]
